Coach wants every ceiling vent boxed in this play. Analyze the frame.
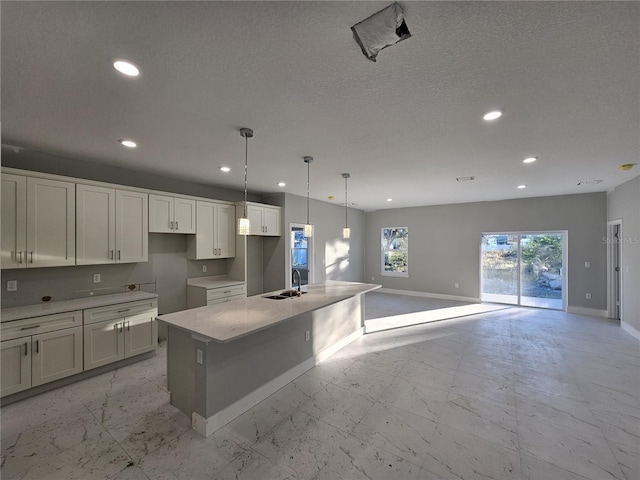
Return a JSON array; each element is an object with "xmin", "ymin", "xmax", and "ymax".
[
  {"xmin": 351, "ymin": 3, "xmax": 411, "ymax": 62},
  {"xmin": 456, "ymin": 176, "xmax": 475, "ymax": 182},
  {"xmin": 577, "ymin": 180, "xmax": 603, "ymax": 186}
]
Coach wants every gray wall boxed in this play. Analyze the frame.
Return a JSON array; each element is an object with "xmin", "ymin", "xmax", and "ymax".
[
  {"xmin": 607, "ymin": 175, "xmax": 640, "ymax": 332},
  {"xmin": 364, "ymin": 193, "xmax": 608, "ymax": 311}
]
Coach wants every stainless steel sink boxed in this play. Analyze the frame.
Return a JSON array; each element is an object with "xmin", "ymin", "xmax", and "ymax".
[
  {"xmin": 263, "ymin": 295, "xmax": 288, "ymax": 300},
  {"xmin": 279, "ymin": 290, "xmax": 307, "ymax": 297}
]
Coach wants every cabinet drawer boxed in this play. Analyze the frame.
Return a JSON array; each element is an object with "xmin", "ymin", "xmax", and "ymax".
[
  {"xmin": 1, "ymin": 311, "xmax": 83, "ymax": 341},
  {"xmin": 206, "ymin": 284, "xmax": 245, "ymax": 301},
  {"xmin": 84, "ymin": 299, "xmax": 158, "ymax": 325}
]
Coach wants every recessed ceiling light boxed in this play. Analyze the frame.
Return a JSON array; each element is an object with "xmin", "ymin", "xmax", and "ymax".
[
  {"xmin": 517, "ymin": 184, "xmax": 527, "ymax": 189},
  {"xmin": 277, "ymin": 182, "xmax": 286, "ymax": 187},
  {"xmin": 219, "ymin": 166, "xmax": 231, "ymax": 173},
  {"xmin": 113, "ymin": 60, "xmax": 140, "ymax": 77},
  {"xmin": 456, "ymin": 176, "xmax": 475, "ymax": 182},
  {"xmin": 483, "ymin": 110, "xmax": 502, "ymax": 121},
  {"xmin": 119, "ymin": 139, "xmax": 137, "ymax": 148},
  {"xmin": 386, "ymin": 198, "xmax": 393, "ymax": 202},
  {"xmin": 523, "ymin": 157, "xmax": 538, "ymax": 164}
]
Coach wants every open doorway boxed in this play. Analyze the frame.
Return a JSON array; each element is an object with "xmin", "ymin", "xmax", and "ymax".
[
  {"xmin": 481, "ymin": 232, "xmax": 567, "ymax": 310},
  {"xmin": 287, "ymin": 223, "xmax": 313, "ymax": 289}
]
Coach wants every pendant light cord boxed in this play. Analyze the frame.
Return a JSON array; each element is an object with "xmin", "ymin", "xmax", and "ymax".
[
  {"xmin": 306, "ymin": 160, "xmax": 310, "ymax": 224},
  {"xmin": 344, "ymin": 175, "xmax": 348, "ymax": 227},
  {"xmin": 243, "ymin": 134, "xmax": 248, "ymax": 218}
]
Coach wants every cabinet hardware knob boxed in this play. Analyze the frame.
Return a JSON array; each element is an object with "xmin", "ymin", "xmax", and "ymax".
[
  {"xmin": 17, "ymin": 251, "xmax": 23, "ymax": 264},
  {"xmin": 119, "ymin": 323, "xmax": 123, "ymax": 333},
  {"xmin": 28, "ymin": 251, "xmax": 34, "ymax": 263},
  {"xmin": 127, "ymin": 321, "xmax": 130, "ymax": 331},
  {"xmin": 20, "ymin": 325, "xmax": 41, "ymax": 330},
  {"xmin": 110, "ymin": 250, "xmax": 114, "ymax": 260},
  {"xmin": 170, "ymin": 221, "xmax": 174, "ymax": 230},
  {"xmin": 117, "ymin": 250, "xmax": 121, "ymax": 260},
  {"xmin": 175, "ymin": 221, "xmax": 179, "ymax": 230}
]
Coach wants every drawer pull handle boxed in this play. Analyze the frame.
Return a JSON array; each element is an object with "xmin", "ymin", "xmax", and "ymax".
[
  {"xmin": 17, "ymin": 251, "xmax": 23, "ymax": 264},
  {"xmin": 223, "ymin": 290, "xmax": 231, "ymax": 293},
  {"xmin": 110, "ymin": 250, "xmax": 114, "ymax": 260},
  {"xmin": 117, "ymin": 250, "xmax": 121, "ymax": 260},
  {"xmin": 117, "ymin": 309, "xmax": 130, "ymax": 313},
  {"xmin": 119, "ymin": 323, "xmax": 123, "ymax": 333},
  {"xmin": 28, "ymin": 251, "xmax": 34, "ymax": 263},
  {"xmin": 24, "ymin": 342, "xmax": 28, "ymax": 356},
  {"xmin": 20, "ymin": 325, "xmax": 41, "ymax": 330},
  {"xmin": 126, "ymin": 321, "xmax": 130, "ymax": 331},
  {"xmin": 175, "ymin": 221, "xmax": 179, "ymax": 230},
  {"xmin": 34, "ymin": 340, "xmax": 39, "ymax": 354}
]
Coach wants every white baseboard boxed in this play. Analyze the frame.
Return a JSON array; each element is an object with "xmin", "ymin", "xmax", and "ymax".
[
  {"xmin": 377, "ymin": 288, "xmax": 480, "ymax": 303},
  {"xmin": 191, "ymin": 326, "xmax": 365, "ymax": 437},
  {"xmin": 567, "ymin": 306, "xmax": 608, "ymax": 318},
  {"xmin": 621, "ymin": 321, "xmax": 640, "ymax": 341}
]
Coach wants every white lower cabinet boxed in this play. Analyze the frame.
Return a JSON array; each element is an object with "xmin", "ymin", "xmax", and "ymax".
[
  {"xmin": 83, "ymin": 299, "xmax": 158, "ymax": 370},
  {"xmin": 1, "ymin": 311, "xmax": 83, "ymax": 397}
]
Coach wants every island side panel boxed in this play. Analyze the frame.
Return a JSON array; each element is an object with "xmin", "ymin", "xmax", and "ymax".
[
  {"xmin": 202, "ymin": 295, "xmax": 362, "ymax": 419},
  {"xmin": 166, "ymin": 326, "xmax": 197, "ymax": 416}
]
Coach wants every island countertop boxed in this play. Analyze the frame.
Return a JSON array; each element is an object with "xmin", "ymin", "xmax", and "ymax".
[{"xmin": 157, "ymin": 281, "xmax": 380, "ymax": 343}]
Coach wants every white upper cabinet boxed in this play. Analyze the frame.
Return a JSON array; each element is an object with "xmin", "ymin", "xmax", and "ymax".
[
  {"xmin": 76, "ymin": 185, "xmax": 148, "ymax": 265},
  {"xmin": 149, "ymin": 194, "xmax": 196, "ymax": 234},
  {"xmin": 187, "ymin": 201, "xmax": 236, "ymax": 259},
  {"xmin": 246, "ymin": 203, "xmax": 281, "ymax": 236},
  {"xmin": 1, "ymin": 174, "xmax": 75, "ymax": 269}
]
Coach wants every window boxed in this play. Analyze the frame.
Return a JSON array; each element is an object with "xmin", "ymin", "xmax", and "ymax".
[{"xmin": 381, "ymin": 227, "xmax": 408, "ymax": 276}]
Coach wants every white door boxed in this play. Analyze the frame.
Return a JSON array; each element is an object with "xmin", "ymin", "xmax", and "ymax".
[
  {"xmin": 116, "ymin": 190, "xmax": 148, "ymax": 263},
  {"xmin": 1, "ymin": 174, "xmax": 27, "ymax": 269},
  {"xmin": 0, "ymin": 338, "xmax": 31, "ymax": 396},
  {"xmin": 216, "ymin": 204, "xmax": 236, "ymax": 257},
  {"xmin": 26, "ymin": 177, "xmax": 76, "ymax": 267},
  {"xmin": 149, "ymin": 194, "xmax": 174, "ymax": 233},
  {"xmin": 173, "ymin": 198, "xmax": 196, "ymax": 233},
  {"xmin": 83, "ymin": 320, "xmax": 125, "ymax": 370},
  {"xmin": 32, "ymin": 327, "xmax": 83, "ymax": 387},
  {"xmin": 76, "ymin": 184, "xmax": 115, "ymax": 265},
  {"xmin": 124, "ymin": 315, "xmax": 157, "ymax": 358}
]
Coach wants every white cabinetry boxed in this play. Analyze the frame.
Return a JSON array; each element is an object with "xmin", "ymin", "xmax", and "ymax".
[
  {"xmin": 149, "ymin": 194, "xmax": 196, "ymax": 234},
  {"xmin": 83, "ymin": 299, "xmax": 157, "ymax": 370},
  {"xmin": 187, "ymin": 201, "xmax": 235, "ymax": 259},
  {"xmin": 187, "ymin": 279, "xmax": 246, "ymax": 308},
  {"xmin": 76, "ymin": 185, "xmax": 148, "ymax": 264},
  {"xmin": 245, "ymin": 202, "xmax": 281, "ymax": 236},
  {"xmin": 1, "ymin": 174, "xmax": 75, "ymax": 269},
  {"xmin": 1, "ymin": 311, "xmax": 83, "ymax": 397}
]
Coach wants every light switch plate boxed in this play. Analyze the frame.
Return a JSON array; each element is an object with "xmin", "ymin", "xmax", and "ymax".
[
  {"xmin": 93, "ymin": 274, "xmax": 101, "ymax": 283},
  {"xmin": 7, "ymin": 280, "xmax": 17, "ymax": 292}
]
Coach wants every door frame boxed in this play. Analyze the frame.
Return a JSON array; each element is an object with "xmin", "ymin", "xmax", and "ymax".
[
  {"xmin": 607, "ymin": 220, "xmax": 623, "ymax": 320},
  {"xmin": 480, "ymin": 230, "xmax": 568, "ymax": 311},
  {"xmin": 286, "ymin": 223, "xmax": 314, "ymax": 289}
]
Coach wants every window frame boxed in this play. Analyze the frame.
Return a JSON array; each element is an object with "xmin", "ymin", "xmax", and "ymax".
[{"xmin": 380, "ymin": 226, "xmax": 409, "ymax": 277}]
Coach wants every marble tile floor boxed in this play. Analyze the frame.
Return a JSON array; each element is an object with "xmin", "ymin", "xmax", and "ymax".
[{"xmin": 1, "ymin": 302, "xmax": 638, "ymax": 480}]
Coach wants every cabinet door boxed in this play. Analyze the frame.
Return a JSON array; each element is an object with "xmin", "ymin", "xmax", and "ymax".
[
  {"xmin": 76, "ymin": 184, "xmax": 115, "ymax": 265},
  {"xmin": 149, "ymin": 194, "xmax": 174, "ymax": 233},
  {"xmin": 116, "ymin": 190, "xmax": 148, "ymax": 263},
  {"xmin": 216, "ymin": 204, "xmax": 236, "ymax": 257},
  {"xmin": 247, "ymin": 205, "xmax": 263, "ymax": 235},
  {"xmin": 83, "ymin": 320, "xmax": 124, "ymax": 370},
  {"xmin": 26, "ymin": 177, "xmax": 75, "ymax": 267},
  {"xmin": 190, "ymin": 201, "xmax": 215, "ymax": 259},
  {"xmin": 124, "ymin": 314, "xmax": 157, "ymax": 358},
  {"xmin": 1, "ymin": 174, "xmax": 27, "ymax": 269},
  {"xmin": 32, "ymin": 326, "xmax": 83, "ymax": 387},
  {"xmin": 262, "ymin": 207, "xmax": 281, "ymax": 236},
  {"xmin": 173, "ymin": 198, "xmax": 196, "ymax": 233},
  {"xmin": 1, "ymin": 338, "xmax": 31, "ymax": 397}
]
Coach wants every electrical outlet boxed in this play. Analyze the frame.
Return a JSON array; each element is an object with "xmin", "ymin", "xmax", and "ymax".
[
  {"xmin": 455, "ymin": 283, "xmax": 459, "ymax": 288},
  {"xmin": 585, "ymin": 262, "xmax": 591, "ymax": 268},
  {"xmin": 586, "ymin": 293, "xmax": 591, "ymax": 299},
  {"xmin": 93, "ymin": 274, "xmax": 101, "ymax": 283},
  {"xmin": 371, "ymin": 276, "xmax": 375, "ymax": 281},
  {"xmin": 7, "ymin": 280, "xmax": 17, "ymax": 292},
  {"xmin": 196, "ymin": 349, "xmax": 203, "ymax": 364},
  {"xmin": 202, "ymin": 265, "xmax": 207, "ymax": 273},
  {"xmin": 305, "ymin": 330, "xmax": 310, "ymax": 342}
]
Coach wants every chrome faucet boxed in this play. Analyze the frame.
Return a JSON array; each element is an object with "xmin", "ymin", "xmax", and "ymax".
[{"xmin": 292, "ymin": 269, "xmax": 302, "ymax": 296}]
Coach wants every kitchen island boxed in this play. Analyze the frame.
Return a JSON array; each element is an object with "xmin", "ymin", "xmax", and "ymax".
[{"xmin": 157, "ymin": 281, "xmax": 380, "ymax": 437}]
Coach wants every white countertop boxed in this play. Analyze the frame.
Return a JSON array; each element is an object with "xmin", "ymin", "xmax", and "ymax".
[
  {"xmin": 186, "ymin": 276, "xmax": 245, "ymax": 289},
  {"xmin": 158, "ymin": 281, "xmax": 380, "ymax": 343},
  {"xmin": 1, "ymin": 291, "xmax": 158, "ymax": 323}
]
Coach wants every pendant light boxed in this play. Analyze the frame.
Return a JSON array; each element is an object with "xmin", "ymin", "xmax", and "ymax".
[
  {"xmin": 342, "ymin": 173, "xmax": 351, "ymax": 239},
  {"xmin": 237, "ymin": 128, "xmax": 253, "ymax": 235},
  {"xmin": 303, "ymin": 156, "xmax": 314, "ymax": 237}
]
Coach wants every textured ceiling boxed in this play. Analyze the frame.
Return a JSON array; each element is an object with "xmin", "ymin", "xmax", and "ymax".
[{"xmin": 1, "ymin": 1, "xmax": 638, "ymax": 211}]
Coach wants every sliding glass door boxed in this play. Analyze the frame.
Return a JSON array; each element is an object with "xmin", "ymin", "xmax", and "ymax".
[{"xmin": 481, "ymin": 232, "xmax": 566, "ymax": 310}]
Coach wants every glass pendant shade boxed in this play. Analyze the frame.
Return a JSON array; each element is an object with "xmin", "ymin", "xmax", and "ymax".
[
  {"xmin": 342, "ymin": 173, "xmax": 351, "ymax": 239},
  {"xmin": 238, "ymin": 128, "xmax": 253, "ymax": 235},
  {"xmin": 343, "ymin": 227, "xmax": 351, "ymax": 239},
  {"xmin": 304, "ymin": 223, "xmax": 314, "ymax": 238},
  {"xmin": 237, "ymin": 217, "xmax": 251, "ymax": 235}
]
